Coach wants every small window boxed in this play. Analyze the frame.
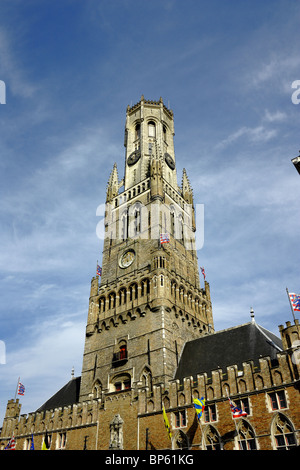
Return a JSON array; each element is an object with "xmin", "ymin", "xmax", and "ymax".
[
  {"xmin": 235, "ymin": 397, "xmax": 250, "ymax": 415},
  {"xmin": 119, "ymin": 345, "xmax": 127, "ymax": 360},
  {"xmin": 163, "ymin": 125, "xmax": 167, "ymax": 141},
  {"xmin": 112, "ymin": 374, "xmax": 131, "ymax": 392},
  {"xmin": 204, "ymin": 404, "xmax": 217, "ymax": 423},
  {"xmin": 124, "ymin": 380, "xmax": 131, "ymax": 390},
  {"xmin": 148, "ymin": 121, "xmax": 156, "ymax": 138},
  {"xmin": 57, "ymin": 432, "xmax": 66, "ymax": 450},
  {"xmin": 269, "ymin": 391, "xmax": 287, "ymax": 411},
  {"xmin": 135, "ymin": 123, "xmax": 140, "ymax": 140},
  {"xmin": 174, "ymin": 410, "xmax": 186, "ymax": 428}
]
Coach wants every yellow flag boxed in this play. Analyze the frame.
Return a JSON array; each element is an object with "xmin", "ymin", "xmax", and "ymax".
[
  {"xmin": 42, "ymin": 430, "xmax": 50, "ymax": 450},
  {"xmin": 163, "ymin": 405, "xmax": 172, "ymax": 439}
]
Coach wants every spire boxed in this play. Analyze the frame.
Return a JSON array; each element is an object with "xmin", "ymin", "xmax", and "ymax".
[
  {"xmin": 106, "ymin": 163, "xmax": 119, "ymax": 202},
  {"xmin": 182, "ymin": 168, "xmax": 193, "ymax": 204}
]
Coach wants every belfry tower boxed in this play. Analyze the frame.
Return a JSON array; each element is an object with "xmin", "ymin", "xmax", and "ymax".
[{"xmin": 79, "ymin": 96, "xmax": 214, "ymax": 402}]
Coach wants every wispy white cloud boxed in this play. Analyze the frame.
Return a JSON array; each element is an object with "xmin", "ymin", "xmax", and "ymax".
[
  {"xmin": 0, "ymin": 125, "xmax": 118, "ymax": 275},
  {"xmin": 249, "ymin": 54, "xmax": 300, "ymax": 91},
  {"xmin": 263, "ymin": 109, "xmax": 287, "ymax": 123},
  {"xmin": 216, "ymin": 125, "xmax": 277, "ymax": 149},
  {"xmin": 0, "ymin": 312, "xmax": 85, "ymax": 415},
  {"xmin": 0, "ymin": 27, "xmax": 36, "ymax": 98}
]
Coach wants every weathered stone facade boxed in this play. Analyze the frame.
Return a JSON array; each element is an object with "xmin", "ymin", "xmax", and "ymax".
[{"xmin": 1, "ymin": 97, "xmax": 299, "ymax": 450}]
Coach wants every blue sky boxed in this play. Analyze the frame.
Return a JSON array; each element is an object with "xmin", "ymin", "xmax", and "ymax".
[{"xmin": 0, "ymin": 0, "xmax": 299, "ymax": 423}]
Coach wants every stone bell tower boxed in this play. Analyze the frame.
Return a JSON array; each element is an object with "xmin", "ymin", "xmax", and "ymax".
[{"xmin": 79, "ymin": 96, "xmax": 214, "ymax": 402}]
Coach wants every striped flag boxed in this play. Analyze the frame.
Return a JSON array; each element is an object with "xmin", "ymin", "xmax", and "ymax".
[
  {"xmin": 228, "ymin": 397, "xmax": 247, "ymax": 418},
  {"xmin": 193, "ymin": 397, "xmax": 205, "ymax": 421},
  {"xmin": 97, "ymin": 265, "xmax": 102, "ymax": 276},
  {"xmin": 160, "ymin": 233, "xmax": 170, "ymax": 244},
  {"xmin": 4, "ymin": 434, "xmax": 16, "ymax": 450},
  {"xmin": 17, "ymin": 381, "xmax": 25, "ymax": 396},
  {"xmin": 289, "ymin": 293, "xmax": 300, "ymax": 312},
  {"xmin": 162, "ymin": 405, "xmax": 172, "ymax": 439}
]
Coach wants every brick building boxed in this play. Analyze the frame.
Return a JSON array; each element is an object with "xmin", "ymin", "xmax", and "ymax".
[{"xmin": 1, "ymin": 96, "xmax": 299, "ymax": 450}]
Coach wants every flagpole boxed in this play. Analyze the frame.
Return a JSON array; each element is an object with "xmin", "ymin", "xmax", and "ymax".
[
  {"xmin": 286, "ymin": 287, "xmax": 296, "ymax": 322},
  {"xmin": 233, "ymin": 417, "xmax": 244, "ymax": 450},
  {"xmin": 199, "ymin": 420, "xmax": 205, "ymax": 450},
  {"xmin": 227, "ymin": 393, "xmax": 243, "ymax": 450},
  {"xmin": 14, "ymin": 377, "xmax": 20, "ymax": 401}
]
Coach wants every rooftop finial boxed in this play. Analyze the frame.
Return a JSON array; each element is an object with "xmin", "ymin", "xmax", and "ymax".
[
  {"xmin": 71, "ymin": 366, "xmax": 74, "ymax": 379},
  {"xmin": 250, "ymin": 307, "xmax": 255, "ymax": 322}
]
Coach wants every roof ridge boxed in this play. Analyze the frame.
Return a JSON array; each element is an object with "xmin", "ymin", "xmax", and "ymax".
[{"xmin": 253, "ymin": 322, "xmax": 282, "ymax": 351}]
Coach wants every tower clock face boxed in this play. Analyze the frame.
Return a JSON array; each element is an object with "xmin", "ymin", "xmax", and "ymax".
[
  {"xmin": 164, "ymin": 153, "xmax": 175, "ymax": 170},
  {"xmin": 127, "ymin": 150, "xmax": 141, "ymax": 166},
  {"xmin": 119, "ymin": 249, "xmax": 135, "ymax": 268}
]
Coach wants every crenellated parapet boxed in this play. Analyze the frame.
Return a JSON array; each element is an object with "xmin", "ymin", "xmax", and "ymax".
[
  {"xmin": 139, "ymin": 348, "xmax": 297, "ymax": 416},
  {"xmin": 1, "ymin": 398, "xmax": 102, "ymax": 441}
]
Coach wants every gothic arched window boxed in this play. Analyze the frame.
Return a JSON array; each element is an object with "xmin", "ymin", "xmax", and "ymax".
[
  {"xmin": 236, "ymin": 420, "xmax": 257, "ymax": 450},
  {"xmin": 272, "ymin": 413, "xmax": 296, "ymax": 450},
  {"xmin": 204, "ymin": 425, "xmax": 222, "ymax": 450},
  {"xmin": 148, "ymin": 121, "xmax": 156, "ymax": 138},
  {"xmin": 135, "ymin": 123, "xmax": 140, "ymax": 140}
]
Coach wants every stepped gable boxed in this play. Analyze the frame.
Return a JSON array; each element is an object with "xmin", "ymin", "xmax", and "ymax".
[
  {"xmin": 36, "ymin": 376, "xmax": 81, "ymax": 412},
  {"xmin": 174, "ymin": 321, "xmax": 283, "ymax": 380}
]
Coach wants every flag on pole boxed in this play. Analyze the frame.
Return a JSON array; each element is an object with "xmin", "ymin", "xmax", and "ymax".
[
  {"xmin": 17, "ymin": 381, "xmax": 25, "ymax": 396},
  {"xmin": 228, "ymin": 397, "xmax": 247, "ymax": 418},
  {"xmin": 42, "ymin": 430, "xmax": 50, "ymax": 450},
  {"xmin": 160, "ymin": 233, "xmax": 170, "ymax": 244},
  {"xmin": 162, "ymin": 405, "xmax": 172, "ymax": 439},
  {"xmin": 97, "ymin": 265, "xmax": 102, "ymax": 276},
  {"xmin": 4, "ymin": 434, "xmax": 16, "ymax": 450},
  {"xmin": 193, "ymin": 397, "xmax": 206, "ymax": 421},
  {"xmin": 200, "ymin": 267, "xmax": 206, "ymax": 280},
  {"xmin": 289, "ymin": 293, "xmax": 300, "ymax": 312}
]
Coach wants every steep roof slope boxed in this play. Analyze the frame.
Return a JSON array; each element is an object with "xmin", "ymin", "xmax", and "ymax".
[
  {"xmin": 174, "ymin": 322, "xmax": 282, "ymax": 381},
  {"xmin": 36, "ymin": 376, "xmax": 81, "ymax": 412}
]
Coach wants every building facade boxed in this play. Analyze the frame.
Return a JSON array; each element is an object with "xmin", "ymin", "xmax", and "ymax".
[{"xmin": 1, "ymin": 97, "xmax": 300, "ymax": 450}]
